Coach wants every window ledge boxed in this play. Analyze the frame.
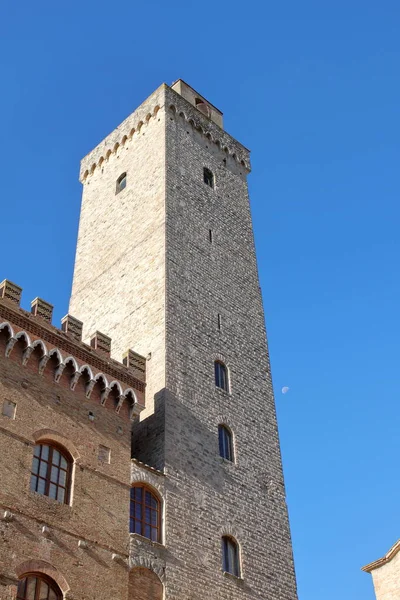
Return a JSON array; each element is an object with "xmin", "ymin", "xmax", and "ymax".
[
  {"xmin": 215, "ymin": 387, "xmax": 232, "ymax": 398},
  {"xmin": 223, "ymin": 571, "xmax": 244, "ymax": 582},
  {"xmin": 29, "ymin": 490, "xmax": 73, "ymax": 510},
  {"xmin": 218, "ymin": 456, "xmax": 236, "ymax": 467},
  {"xmin": 130, "ymin": 533, "xmax": 165, "ymax": 549}
]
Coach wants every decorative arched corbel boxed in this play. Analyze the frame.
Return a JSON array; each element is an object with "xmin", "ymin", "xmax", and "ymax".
[
  {"xmin": 39, "ymin": 355, "xmax": 50, "ymax": 375},
  {"xmin": 22, "ymin": 345, "xmax": 34, "ymax": 366},
  {"xmin": 5, "ymin": 337, "xmax": 17, "ymax": 358},
  {"xmin": 85, "ymin": 379, "xmax": 96, "ymax": 399},
  {"xmin": 101, "ymin": 386, "xmax": 111, "ymax": 405},
  {"xmin": 70, "ymin": 371, "xmax": 82, "ymax": 391},
  {"xmin": 54, "ymin": 363, "xmax": 66, "ymax": 383},
  {"xmin": 115, "ymin": 395, "xmax": 125, "ymax": 413}
]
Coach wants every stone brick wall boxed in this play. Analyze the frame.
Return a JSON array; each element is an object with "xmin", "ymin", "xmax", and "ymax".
[
  {"xmin": 157, "ymin": 86, "xmax": 298, "ymax": 599},
  {"xmin": 363, "ymin": 542, "xmax": 400, "ymax": 600},
  {"xmin": 70, "ymin": 85, "xmax": 167, "ymax": 423},
  {"xmin": 371, "ymin": 551, "xmax": 400, "ymax": 600},
  {"xmin": 68, "ymin": 81, "xmax": 299, "ymax": 599}
]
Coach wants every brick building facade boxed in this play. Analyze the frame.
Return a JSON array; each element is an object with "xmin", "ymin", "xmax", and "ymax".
[{"xmin": 0, "ymin": 81, "xmax": 298, "ymax": 599}]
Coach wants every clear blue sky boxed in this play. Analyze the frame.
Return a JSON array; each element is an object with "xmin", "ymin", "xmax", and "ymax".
[{"xmin": 1, "ymin": 1, "xmax": 399, "ymax": 598}]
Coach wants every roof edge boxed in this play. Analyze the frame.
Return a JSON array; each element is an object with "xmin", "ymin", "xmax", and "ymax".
[{"xmin": 362, "ymin": 539, "xmax": 400, "ymax": 573}]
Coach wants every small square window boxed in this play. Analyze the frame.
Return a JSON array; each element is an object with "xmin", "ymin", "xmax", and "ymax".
[
  {"xmin": 98, "ymin": 445, "xmax": 111, "ymax": 463},
  {"xmin": 203, "ymin": 168, "xmax": 214, "ymax": 188},
  {"xmin": 2, "ymin": 400, "xmax": 16, "ymax": 419}
]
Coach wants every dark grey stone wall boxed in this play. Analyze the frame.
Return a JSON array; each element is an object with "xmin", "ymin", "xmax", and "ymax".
[{"xmin": 160, "ymin": 87, "xmax": 298, "ymax": 599}]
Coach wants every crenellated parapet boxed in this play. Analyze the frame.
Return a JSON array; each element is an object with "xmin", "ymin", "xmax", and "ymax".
[
  {"xmin": 165, "ymin": 84, "xmax": 251, "ymax": 172},
  {"xmin": 0, "ymin": 279, "xmax": 146, "ymax": 419},
  {"xmin": 79, "ymin": 83, "xmax": 250, "ymax": 183},
  {"xmin": 80, "ymin": 84, "xmax": 165, "ymax": 182}
]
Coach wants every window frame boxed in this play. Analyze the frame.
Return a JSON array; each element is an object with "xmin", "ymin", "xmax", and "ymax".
[
  {"xmin": 130, "ymin": 483, "xmax": 162, "ymax": 543},
  {"xmin": 203, "ymin": 167, "xmax": 214, "ymax": 189},
  {"xmin": 30, "ymin": 442, "xmax": 72, "ymax": 505},
  {"xmin": 17, "ymin": 573, "xmax": 62, "ymax": 600},
  {"xmin": 214, "ymin": 360, "xmax": 229, "ymax": 393},
  {"xmin": 222, "ymin": 536, "xmax": 241, "ymax": 578},
  {"xmin": 116, "ymin": 172, "xmax": 127, "ymax": 194},
  {"xmin": 218, "ymin": 424, "xmax": 234, "ymax": 462}
]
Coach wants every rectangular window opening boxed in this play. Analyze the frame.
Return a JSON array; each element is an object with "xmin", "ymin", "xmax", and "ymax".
[
  {"xmin": 2, "ymin": 400, "xmax": 16, "ymax": 419},
  {"xmin": 98, "ymin": 445, "xmax": 111, "ymax": 463}
]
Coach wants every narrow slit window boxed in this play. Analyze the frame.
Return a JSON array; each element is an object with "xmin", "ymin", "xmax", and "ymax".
[
  {"xmin": 222, "ymin": 536, "xmax": 240, "ymax": 577},
  {"xmin": 203, "ymin": 168, "xmax": 214, "ymax": 188},
  {"xmin": 209, "ymin": 229, "xmax": 213, "ymax": 243},
  {"xmin": 218, "ymin": 425, "xmax": 234, "ymax": 462},
  {"xmin": 116, "ymin": 172, "xmax": 127, "ymax": 194},
  {"xmin": 217, "ymin": 314, "xmax": 222, "ymax": 330},
  {"xmin": 215, "ymin": 361, "xmax": 229, "ymax": 392}
]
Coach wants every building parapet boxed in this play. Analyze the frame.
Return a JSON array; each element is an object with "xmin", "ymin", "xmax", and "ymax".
[
  {"xmin": 0, "ymin": 280, "xmax": 147, "ymax": 413},
  {"xmin": 79, "ymin": 83, "xmax": 251, "ymax": 183}
]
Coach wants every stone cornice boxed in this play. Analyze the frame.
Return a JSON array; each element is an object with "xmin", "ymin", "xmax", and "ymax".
[
  {"xmin": 80, "ymin": 82, "xmax": 251, "ymax": 182},
  {"xmin": 165, "ymin": 85, "xmax": 251, "ymax": 170},
  {"xmin": 131, "ymin": 457, "xmax": 164, "ymax": 477},
  {"xmin": 362, "ymin": 539, "xmax": 400, "ymax": 572}
]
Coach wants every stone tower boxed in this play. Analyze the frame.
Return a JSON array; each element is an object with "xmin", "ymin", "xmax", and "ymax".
[{"xmin": 70, "ymin": 80, "xmax": 298, "ymax": 599}]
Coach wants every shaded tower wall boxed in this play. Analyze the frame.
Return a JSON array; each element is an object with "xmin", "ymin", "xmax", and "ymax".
[{"xmin": 160, "ymin": 86, "xmax": 298, "ymax": 599}]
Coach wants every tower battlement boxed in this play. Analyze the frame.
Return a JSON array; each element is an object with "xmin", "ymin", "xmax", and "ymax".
[
  {"xmin": 79, "ymin": 83, "xmax": 251, "ymax": 183},
  {"xmin": 0, "ymin": 279, "xmax": 146, "ymax": 416}
]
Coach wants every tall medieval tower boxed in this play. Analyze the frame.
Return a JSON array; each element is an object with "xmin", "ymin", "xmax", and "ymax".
[{"xmin": 70, "ymin": 80, "xmax": 298, "ymax": 599}]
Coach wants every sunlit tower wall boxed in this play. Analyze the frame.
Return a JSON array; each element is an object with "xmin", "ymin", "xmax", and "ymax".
[{"xmin": 70, "ymin": 80, "xmax": 298, "ymax": 600}]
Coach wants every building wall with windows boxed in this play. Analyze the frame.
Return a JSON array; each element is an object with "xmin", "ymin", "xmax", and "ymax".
[
  {"xmin": 0, "ymin": 80, "xmax": 299, "ymax": 599},
  {"xmin": 0, "ymin": 290, "xmax": 145, "ymax": 600},
  {"xmin": 160, "ymin": 84, "xmax": 298, "ymax": 599},
  {"xmin": 68, "ymin": 80, "xmax": 299, "ymax": 599}
]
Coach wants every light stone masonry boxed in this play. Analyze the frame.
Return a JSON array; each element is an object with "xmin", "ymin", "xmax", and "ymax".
[
  {"xmin": 69, "ymin": 79, "xmax": 299, "ymax": 599},
  {"xmin": 363, "ymin": 540, "xmax": 400, "ymax": 600}
]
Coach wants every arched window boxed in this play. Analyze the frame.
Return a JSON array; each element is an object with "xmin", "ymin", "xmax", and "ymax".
[
  {"xmin": 195, "ymin": 97, "xmax": 211, "ymax": 118},
  {"xmin": 17, "ymin": 574, "xmax": 62, "ymax": 600},
  {"xmin": 130, "ymin": 484, "xmax": 161, "ymax": 542},
  {"xmin": 218, "ymin": 425, "xmax": 234, "ymax": 462},
  {"xmin": 222, "ymin": 536, "xmax": 240, "ymax": 577},
  {"xmin": 30, "ymin": 443, "xmax": 72, "ymax": 504},
  {"xmin": 116, "ymin": 172, "xmax": 127, "ymax": 194},
  {"xmin": 203, "ymin": 167, "xmax": 214, "ymax": 188},
  {"xmin": 215, "ymin": 361, "xmax": 229, "ymax": 392}
]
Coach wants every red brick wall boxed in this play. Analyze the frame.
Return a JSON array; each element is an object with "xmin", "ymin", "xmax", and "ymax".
[
  {"xmin": 129, "ymin": 568, "xmax": 163, "ymax": 600},
  {"xmin": 0, "ymin": 332, "xmax": 132, "ymax": 600}
]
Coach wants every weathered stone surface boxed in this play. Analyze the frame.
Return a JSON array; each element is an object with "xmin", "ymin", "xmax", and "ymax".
[
  {"xmin": 0, "ymin": 80, "xmax": 298, "ymax": 600},
  {"xmin": 363, "ymin": 540, "xmax": 400, "ymax": 600},
  {"xmin": 70, "ymin": 81, "xmax": 298, "ymax": 599}
]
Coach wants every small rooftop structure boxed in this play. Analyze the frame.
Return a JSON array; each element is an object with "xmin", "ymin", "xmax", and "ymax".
[{"xmin": 171, "ymin": 79, "xmax": 223, "ymax": 129}]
